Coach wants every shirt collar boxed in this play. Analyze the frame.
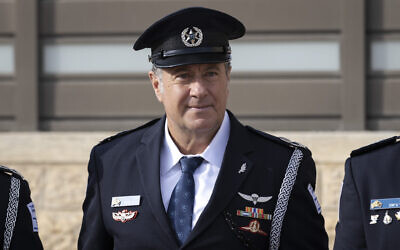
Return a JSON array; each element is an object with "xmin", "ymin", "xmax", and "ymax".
[{"xmin": 161, "ymin": 111, "xmax": 230, "ymax": 175}]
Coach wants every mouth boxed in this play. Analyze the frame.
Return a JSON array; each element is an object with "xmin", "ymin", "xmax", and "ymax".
[{"xmin": 188, "ymin": 105, "xmax": 212, "ymax": 111}]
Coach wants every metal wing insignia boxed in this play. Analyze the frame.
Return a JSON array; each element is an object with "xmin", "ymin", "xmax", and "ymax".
[
  {"xmin": 238, "ymin": 192, "xmax": 253, "ymax": 202},
  {"xmin": 257, "ymin": 196, "xmax": 272, "ymax": 203}
]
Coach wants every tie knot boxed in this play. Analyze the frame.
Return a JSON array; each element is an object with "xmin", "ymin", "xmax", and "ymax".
[{"xmin": 180, "ymin": 157, "xmax": 203, "ymax": 174}]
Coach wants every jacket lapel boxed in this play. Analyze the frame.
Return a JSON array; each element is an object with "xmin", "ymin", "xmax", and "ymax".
[
  {"xmin": 184, "ymin": 112, "xmax": 255, "ymax": 246},
  {"xmin": 135, "ymin": 116, "xmax": 179, "ymax": 246}
]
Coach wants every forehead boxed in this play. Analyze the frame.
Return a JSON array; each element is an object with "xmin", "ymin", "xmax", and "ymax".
[{"xmin": 163, "ymin": 63, "xmax": 225, "ymax": 74}]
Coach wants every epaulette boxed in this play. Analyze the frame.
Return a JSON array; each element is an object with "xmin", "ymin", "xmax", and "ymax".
[
  {"xmin": 0, "ymin": 165, "xmax": 25, "ymax": 180},
  {"xmin": 98, "ymin": 117, "xmax": 161, "ymax": 145},
  {"xmin": 246, "ymin": 126, "xmax": 310, "ymax": 152},
  {"xmin": 351, "ymin": 136, "xmax": 400, "ymax": 157}
]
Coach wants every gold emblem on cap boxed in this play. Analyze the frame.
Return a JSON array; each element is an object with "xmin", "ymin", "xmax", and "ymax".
[{"xmin": 181, "ymin": 27, "xmax": 203, "ymax": 47}]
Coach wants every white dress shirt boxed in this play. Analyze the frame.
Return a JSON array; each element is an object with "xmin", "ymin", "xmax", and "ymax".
[{"xmin": 160, "ymin": 111, "xmax": 230, "ymax": 228}]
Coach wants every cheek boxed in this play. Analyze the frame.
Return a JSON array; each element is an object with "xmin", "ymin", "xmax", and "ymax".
[{"xmin": 164, "ymin": 86, "xmax": 187, "ymax": 107}]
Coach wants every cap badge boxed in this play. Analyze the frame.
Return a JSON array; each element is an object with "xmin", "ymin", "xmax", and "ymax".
[{"xmin": 181, "ymin": 27, "xmax": 203, "ymax": 47}]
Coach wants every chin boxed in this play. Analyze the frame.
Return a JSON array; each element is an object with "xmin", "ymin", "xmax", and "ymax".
[{"xmin": 187, "ymin": 119, "xmax": 220, "ymax": 133}]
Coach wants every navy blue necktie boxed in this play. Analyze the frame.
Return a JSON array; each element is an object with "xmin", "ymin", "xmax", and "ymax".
[{"xmin": 167, "ymin": 156, "xmax": 203, "ymax": 245}]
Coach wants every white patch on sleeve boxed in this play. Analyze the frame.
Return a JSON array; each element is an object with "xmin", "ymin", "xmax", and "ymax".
[
  {"xmin": 307, "ymin": 183, "xmax": 322, "ymax": 214},
  {"xmin": 27, "ymin": 202, "xmax": 39, "ymax": 232}
]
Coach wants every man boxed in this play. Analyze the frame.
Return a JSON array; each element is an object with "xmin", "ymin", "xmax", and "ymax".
[
  {"xmin": 0, "ymin": 165, "xmax": 43, "ymax": 250},
  {"xmin": 78, "ymin": 7, "xmax": 328, "ymax": 249},
  {"xmin": 334, "ymin": 136, "xmax": 400, "ymax": 250}
]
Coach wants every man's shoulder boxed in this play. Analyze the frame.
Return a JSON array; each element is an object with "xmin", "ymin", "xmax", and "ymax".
[
  {"xmin": 96, "ymin": 117, "xmax": 162, "ymax": 148},
  {"xmin": 0, "ymin": 165, "xmax": 25, "ymax": 181},
  {"xmin": 245, "ymin": 125, "xmax": 311, "ymax": 155},
  {"xmin": 350, "ymin": 136, "xmax": 400, "ymax": 158}
]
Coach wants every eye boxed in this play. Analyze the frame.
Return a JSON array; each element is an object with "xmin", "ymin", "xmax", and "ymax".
[
  {"xmin": 175, "ymin": 73, "xmax": 190, "ymax": 80},
  {"xmin": 205, "ymin": 71, "xmax": 218, "ymax": 77}
]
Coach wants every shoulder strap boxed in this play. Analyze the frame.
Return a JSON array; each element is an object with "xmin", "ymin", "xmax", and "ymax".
[
  {"xmin": 269, "ymin": 148, "xmax": 304, "ymax": 250},
  {"xmin": 0, "ymin": 165, "xmax": 24, "ymax": 180},
  {"xmin": 3, "ymin": 176, "xmax": 21, "ymax": 250},
  {"xmin": 351, "ymin": 136, "xmax": 399, "ymax": 157}
]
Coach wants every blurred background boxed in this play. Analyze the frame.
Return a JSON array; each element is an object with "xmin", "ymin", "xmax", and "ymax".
[{"xmin": 0, "ymin": 0, "xmax": 399, "ymax": 249}]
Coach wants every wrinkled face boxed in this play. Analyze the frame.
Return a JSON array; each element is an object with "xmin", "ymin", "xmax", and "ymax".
[{"xmin": 149, "ymin": 63, "xmax": 230, "ymax": 137}]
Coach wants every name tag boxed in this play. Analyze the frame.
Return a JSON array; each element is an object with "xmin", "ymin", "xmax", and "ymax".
[
  {"xmin": 370, "ymin": 198, "xmax": 400, "ymax": 210},
  {"xmin": 111, "ymin": 195, "xmax": 141, "ymax": 207},
  {"xmin": 27, "ymin": 202, "xmax": 39, "ymax": 232},
  {"xmin": 307, "ymin": 184, "xmax": 321, "ymax": 214}
]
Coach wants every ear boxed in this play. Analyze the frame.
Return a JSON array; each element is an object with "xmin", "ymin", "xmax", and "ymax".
[
  {"xmin": 226, "ymin": 65, "xmax": 232, "ymax": 81},
  {"xmin": 148, "ymin": 71, "xmax": 163, "ymax": 103}
]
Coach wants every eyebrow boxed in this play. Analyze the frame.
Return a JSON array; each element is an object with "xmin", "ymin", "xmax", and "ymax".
[
  {"xmin": 168, "ymin": 65, "xmax": 191, "ymax": 74},
  {"xmin": 204, "ymin": 65, "xmax": 220, "ymax": 71}
]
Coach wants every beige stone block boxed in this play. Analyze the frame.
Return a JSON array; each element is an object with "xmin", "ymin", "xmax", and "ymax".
[
  {"xmin": 0, "ymin": 132, "xmax": 112, "ymax": 164},
  {"xmin": 319, "ymin": 163, "xmax": 344, "ymax": 211},
  {"xmin": 37, "ymin": 210, "xmax": 82, "ymax": 250},
  {"xmin": 42, "ymin": 165, "xmax": 88, "ymax": 210}
]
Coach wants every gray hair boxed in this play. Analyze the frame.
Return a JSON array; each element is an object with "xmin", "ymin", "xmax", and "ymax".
[{"xmin": 151, "ymin": 64, "xmax": 164, "ymax": 93}]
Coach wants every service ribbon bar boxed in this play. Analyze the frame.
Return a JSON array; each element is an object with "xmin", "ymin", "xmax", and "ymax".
[
  {"xmin": 245, "ymin": 206, "xmax": 264, "ymax": 214},
  {"xmin": 236, "ymin": 209, "xmax": 272, "ymax": 220}
]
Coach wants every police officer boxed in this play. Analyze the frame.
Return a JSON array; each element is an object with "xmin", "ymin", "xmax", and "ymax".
[
  {"xmin": 78, "ymin": 7, "xmax": 328, "ymax": 249},
  {"xmin": 334, "ymin": 136, "xmax": 400, "ymax": 250},
  {"xmin": 0, "ymin": 165, "xmax": 43, "ymax": 250}
]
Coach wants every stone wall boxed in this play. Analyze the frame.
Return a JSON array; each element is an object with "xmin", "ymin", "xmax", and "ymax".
[{"xmin": 0, "ymin": 132, "xmax": 398, "ymax": 249}]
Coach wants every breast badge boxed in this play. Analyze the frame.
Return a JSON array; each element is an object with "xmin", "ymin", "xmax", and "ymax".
[
  {"xmin": 238, "ymin": 163, "xmax": 247, "ymax": 174},
  {"xmin": 238, "ymin": 192, "xmax": 272, "ymax": 205},
  {"xmin": 383, "ymin": 211, "xmax": 392, "ymax": 225},
  {"xmin": 395, "ymin": 211, "xmax": 400, "ymax": 220},
  {"xmin": 239, "ymin": 220, "xmax": 267, "ymax": 236},
  {"xmin": 112, "ymin": 209, "xmax": 138, "ymax": 223},
  {"xmin": 370, "ymin": 215, "xmax": 379, "ymax": 224}
]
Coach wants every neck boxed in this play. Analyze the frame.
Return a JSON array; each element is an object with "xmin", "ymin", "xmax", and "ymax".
[{"xmin": 167, "ymin": 124, "xmax": 220, "ymax": 155}]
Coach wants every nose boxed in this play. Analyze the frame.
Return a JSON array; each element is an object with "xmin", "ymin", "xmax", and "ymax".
[{"xmin": 189, "ymin": 78, "xmax": 207, "ymax": 98}]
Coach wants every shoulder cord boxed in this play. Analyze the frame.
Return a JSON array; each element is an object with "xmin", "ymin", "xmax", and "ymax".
[
  {"xmin": 3, "ymin": 177, "xmax": 20, "ymax": 250},
  {"xmin": 269, "ymin": 148, "xmax": 303, "ymax": 250}
]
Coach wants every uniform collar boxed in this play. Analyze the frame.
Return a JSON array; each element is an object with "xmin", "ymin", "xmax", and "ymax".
[{"xmin": 161, "ymin": 111, "xmax": 230, "ymax": 176}]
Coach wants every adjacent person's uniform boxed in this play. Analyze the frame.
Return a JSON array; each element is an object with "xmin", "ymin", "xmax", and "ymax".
[
  {"xmin": 334, "ymin": 136, "xmax": 400, "ymax": 250},
  {"xmin": 0, "ymin": 166, "xmax": 43, "ymax": 250}
]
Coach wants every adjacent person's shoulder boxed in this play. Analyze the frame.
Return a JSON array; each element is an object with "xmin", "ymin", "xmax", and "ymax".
[
  {"xmin": 0, "ymin": 165, "xmax": 31, "ymax": 198},
  {"xmin": 350, "ymin": 136, "xmax": 400, "ymax": 158},
  {"xmin": 0, "ymin": 165, "xmax": 25, "ymax": 181},
  {"xmin": 245, "ymin": 125, "xmax": 311, "ymax": 156}
]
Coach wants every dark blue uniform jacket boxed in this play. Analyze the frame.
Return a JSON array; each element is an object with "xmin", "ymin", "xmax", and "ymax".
[
  {"xmin": 334, "ymin": 136, "xmax": 400, "ymax": 250},
  {"xmin": 79, "ymin": 112, "xmax": 328, "ymax": 250}
]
